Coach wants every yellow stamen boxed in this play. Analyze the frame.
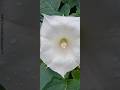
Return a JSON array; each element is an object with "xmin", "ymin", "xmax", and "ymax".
[{"xmin": 60, "ymin": 38, "xmax": 68, "ymax": 49}]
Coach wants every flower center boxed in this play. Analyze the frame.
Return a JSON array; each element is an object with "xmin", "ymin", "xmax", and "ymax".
[{"xmin": 59, "ymin": 38, "xmax": 68, "ymax": 49}]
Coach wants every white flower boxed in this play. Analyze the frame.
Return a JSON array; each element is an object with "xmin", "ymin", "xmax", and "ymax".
[{"xmin": 40, "ymin": 14, "xmax": 80, "ymax": 77}]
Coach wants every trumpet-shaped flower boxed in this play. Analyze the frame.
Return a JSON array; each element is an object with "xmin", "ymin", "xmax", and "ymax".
[{"xmin": 40, "ymin": 14, "xmax": 80, "ymax": 77}]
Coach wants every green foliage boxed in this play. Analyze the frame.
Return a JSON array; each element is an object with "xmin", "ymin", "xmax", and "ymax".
[
  {"xmin": 40, "ymin": 0, "xmax": 62, "ymax": 15},
  {"xmin": 62, "ymin": 0, "xmax": 79, "ymax": 8},
  {"xmin": 67, "ymin": 79, "xmax": 80, "ymax": 90},
  {"xmin": 40, "ymin": 0, "xmax": 80, "ymax": 16},
  {"xmin": 40, "ymin": 63, "xmax": 62, "ymax": 90},
  {"xmin": 60, "ymin": 3, "xmax": 70, "ymax": 16},
  {"xmin": 40, "ymin": 63, "xmax": 80, "ymax": 90},
  {"xmin": 71, "ymin": 68, "xmax": 80, "ymax": 80},
  {"xmin": 44, "ymin": 78, "xmax": 80, "ymax": 90}
]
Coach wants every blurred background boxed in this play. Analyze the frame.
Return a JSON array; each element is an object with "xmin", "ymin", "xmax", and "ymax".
[{"xmin": 0, "ymin": 0, "xmax": 39, "ymax": 90}]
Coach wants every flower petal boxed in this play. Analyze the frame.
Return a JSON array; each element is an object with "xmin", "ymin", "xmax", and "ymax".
[
  {"xmin": 48, "ymin": 53, "xmax": 79, "ymax": 77},
  {"xmin": 40, "ymin": 14, "xmax": 80, "ymax": 77},
  {"xmin": 41, "ymin": 15, "xmax": 80, "ymax": 40}
]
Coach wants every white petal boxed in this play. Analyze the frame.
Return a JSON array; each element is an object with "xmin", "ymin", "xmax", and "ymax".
[
  {"xmin": 48, "ymin": 53, "xmax": 79, "ymax": 77},
  {"xmin": 40, "ymin": 37, "xmax": 54, "ymax": 64},
  {"xmin": 40, "ymin": 14, "xmax": 80, "ymax": 77},
  {"xmin": 40, "ymin": 15, "xmax": 80, "ymax": 40}
]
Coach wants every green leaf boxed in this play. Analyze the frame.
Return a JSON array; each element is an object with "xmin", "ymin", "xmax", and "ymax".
[
  {"xmin": 60, "ymin": 4, "xmax": 70, "ymax": 16},
  {"xmin": 62, "ymin": 0, "xmax": 80, "ymax": 16},
  {"xmin": 40, "ymin": 63, "xmax": 62, "ymax": 90},
  {"xmin": 44, "ymin": 78, "xmax": 80, "ymax": 90},
  {"xmin": 62, "ymin": 0, "xmax": 80, "ymax": 8},
  {"xmin": 66, "ymin": 79, "xmax": 80, "ymax": 90},
  {"xmin": 71, "ymin": 69, "xmax": 80, "ymax": 79},
  {"xmin": 70, "ymin": 7, "xmax": 80, "ymax": 17},
  {"xmin": 62, "ymin": 0, "xmax": 76, "ymax": 8},
  {"xmin": 76, "ymin": 0, "xmax": 80, "ymax": 8},
  {"xmin": 76, "ymin": 7, "xmax": 80, "ymax": 15},
  {"xmin": 43, "ymin": 78, "xmax": 66, "ymax": 90},
  {"xmin": 64, "ymin": 72, "xmax": 70, "ymax": 79},
  {"xmin": 40, "ymin": 63, "xmax": 80, "ymax": 90},
  {"xmin": 40, "ymin": 0, "xmax": 62, "ymax": 15}
]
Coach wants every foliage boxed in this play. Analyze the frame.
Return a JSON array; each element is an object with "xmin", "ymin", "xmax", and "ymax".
[
  {"xmin": 40, "ymin": 63, "xmax": 80, "ymax": 90},
  {"xmin": 40, "ymin": 0, "xmax": 80, "ymax": 16}
]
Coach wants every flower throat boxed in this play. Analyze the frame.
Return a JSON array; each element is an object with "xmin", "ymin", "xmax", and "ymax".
[{"xmin": 59, "ymin": 38, "xmax": 68, "ymax": 49}]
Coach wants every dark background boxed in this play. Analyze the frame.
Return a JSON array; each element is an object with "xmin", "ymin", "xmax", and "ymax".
[
  {"xmin": 0, "ymin": 0, "xmax": 39, "ymax": 90},
  {"xmin": 81, "ymin": 0, "xmax": 120, "ymax": 90}
]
